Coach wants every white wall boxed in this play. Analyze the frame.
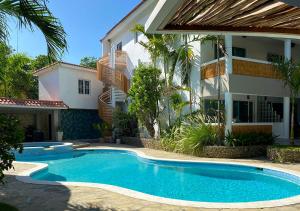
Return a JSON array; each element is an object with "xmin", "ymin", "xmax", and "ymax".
[
  {"xmin": 38, "ymin": 64, "xmax": 103, "ymax": 110},
  {"xmin": 39, "ymin": 69, "xmax": 60, "ymax": 101},
  {"xmin": 58, "ymin": 66, "xmax": 103, "ymax": 110}
]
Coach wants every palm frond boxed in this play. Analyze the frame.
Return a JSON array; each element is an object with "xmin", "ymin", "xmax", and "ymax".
[{"xmin": 0, "ymin": 0, "xmax": 67, "ymax": 61}]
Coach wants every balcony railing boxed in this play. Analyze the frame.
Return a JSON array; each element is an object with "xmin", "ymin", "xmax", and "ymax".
[{"xmin": 201, "ymin": 57, "xmax": 280, "ymax": 80}]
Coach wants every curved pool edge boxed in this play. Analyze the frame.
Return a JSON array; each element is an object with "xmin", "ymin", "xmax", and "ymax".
[{"xmin": 14, "ymin": 147, "xmax": 300, "ymax": 209}]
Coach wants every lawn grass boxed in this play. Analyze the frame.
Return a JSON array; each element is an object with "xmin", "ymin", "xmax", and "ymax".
[{"xmin": 0, "ymin": 202, "xmax": 18, "ymax": 211}]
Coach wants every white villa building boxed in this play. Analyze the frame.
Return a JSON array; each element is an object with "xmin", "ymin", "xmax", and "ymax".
[{"xmin": 98, "ymin": 0, "xmax": 300, "ymax": 139}]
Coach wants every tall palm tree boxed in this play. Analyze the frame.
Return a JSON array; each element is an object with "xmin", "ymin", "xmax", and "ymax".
[
  {"xmin": 0, "ymin": 0, "xmax": 67, "ymax": 61},
  {"xmin": 200, "ymin": 35, "xmax": 225, "ymax": 144},
  {"xmin": 274, "ymin": 59, "xmax": 300, "ymax": 145}
]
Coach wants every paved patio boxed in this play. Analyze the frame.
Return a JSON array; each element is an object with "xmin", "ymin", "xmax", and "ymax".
[{"xmin": 2, "ymin": 144, "xmax": 300, "ymax": 211}]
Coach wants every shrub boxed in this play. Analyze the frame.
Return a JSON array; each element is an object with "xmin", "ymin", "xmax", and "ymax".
[
  {"xmin": 225, "ymin": 132, "xmax": 276, "ymax": 147},
  {"xmin": 161, "ymin": 111, "xmax": 218, "ymax": 155},
  {"xmin": 128, "ymin": 64, "xmax": 163, "ymax": 137},
  {"xmin": 0, "ymin": 114, "xmax": 24, "ymax": 183},
  {"xmin": 112, "ymin": 108, "xmax": 138, "ymax": 137}
]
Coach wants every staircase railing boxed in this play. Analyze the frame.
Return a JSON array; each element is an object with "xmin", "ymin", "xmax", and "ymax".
[
  {"xmin": 98, "ymin": 88, "xmax": 113, "ymax": 124},
  {"xmin": 97, "ymin": 51, "xmax": 129, "ymax": 124}
]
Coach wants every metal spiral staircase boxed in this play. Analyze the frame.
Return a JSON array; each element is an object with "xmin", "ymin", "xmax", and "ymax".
[{"xmin": 97, "ymin": 51, "xmax": 129, "ymax": 124}]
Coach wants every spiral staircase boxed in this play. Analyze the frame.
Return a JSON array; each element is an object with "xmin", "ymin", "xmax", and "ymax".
[{"xmin": 97, "ymin": 51, "xmax": 129, "ymax": 124}]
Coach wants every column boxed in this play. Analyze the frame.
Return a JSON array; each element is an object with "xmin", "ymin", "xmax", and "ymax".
[
  {"xmin": 224, "ymin": 35, "xmax": 233, "ymax": 134},
  {"xmin": 284, "ymin": 39, "xmax": 292, "ymax": 60},
  {"xmin": 225, "ymin": 34, "xmax": 233, "ymax": 74},
  {"xmin": 284, "ymin": 97, "xmax": 290, "ymax": 139},
  {"xmin": 225, "ymin": 92, "xmax": 233, "ymax": 134},
  {"xmin": 283, "ymin": 39, "xmax": 291, "ymax": 139}
]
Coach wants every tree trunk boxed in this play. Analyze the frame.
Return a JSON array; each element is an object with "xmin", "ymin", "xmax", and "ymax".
[{"xmin": 290, "ymin": 96, "xmax": 295, "ymax": 145}]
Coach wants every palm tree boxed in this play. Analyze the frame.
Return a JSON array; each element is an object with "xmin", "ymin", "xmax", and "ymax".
[
  {"xmin": 274, "ymin": 59, "xmax": 300, "ymax": 145},
  {"xmin": 0, "ymin": 0, "xmax": 67, "ymax": 61},
  {"xmin": 200, "ymin": 35, "xmax": 226, "ymax": 144}
]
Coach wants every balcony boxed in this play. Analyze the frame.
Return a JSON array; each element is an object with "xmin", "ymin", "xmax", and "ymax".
[{"xmin": 201, "ymin": 57, "xmax": 280, "ymax": 80}]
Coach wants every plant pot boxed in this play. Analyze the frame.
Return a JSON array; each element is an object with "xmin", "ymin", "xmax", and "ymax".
[
  {"xmin": 57, "ymin": 131, "xmax": 63, "ymax": 141},
  {"xmin": 116, "ymin": 139, "xmax": 121, "ymax": 145}
]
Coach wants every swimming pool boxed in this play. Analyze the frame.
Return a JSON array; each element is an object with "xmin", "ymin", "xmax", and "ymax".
[{"xmin": 16, "ymin": 149, "xmax": 300, "ymax": 208}]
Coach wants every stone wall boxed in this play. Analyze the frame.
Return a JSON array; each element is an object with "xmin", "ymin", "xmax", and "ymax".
[
  {"xmin": 61, "ymin": 109, "xmax": 102, "ymax": 140},
  {"xmin": 122, "ymin": 137, "xmax": 267, "ymax": 158},
  {"xmin": 122, "ymin": 137, "xmax": 162, "ymax": 150},
  {"xmin": 267, "ymin": 147, "xmax": 300, "ymax": 163},
  {"xmin": 202, "ymin": 145, "xmax": 267, "ymax": 158}
]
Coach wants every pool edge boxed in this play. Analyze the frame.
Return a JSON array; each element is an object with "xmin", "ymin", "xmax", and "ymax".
[{"xmin": 14, "ymin": 147, "xmax": 300, "ymax": 209}]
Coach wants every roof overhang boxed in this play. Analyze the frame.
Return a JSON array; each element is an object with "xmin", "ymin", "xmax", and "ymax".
[
  {"xmin": 0, "ymin": 98, "xmax": 69, "ymax": 110},
  {"xmin": 146, "ymin": 0, "xmax": 300, "ymax": 39}
]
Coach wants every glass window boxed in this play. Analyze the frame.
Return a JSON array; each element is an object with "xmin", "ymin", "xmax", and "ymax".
[
  {"xmin": 78, "ymin": 80, "xmax": 84, "ymax": 94},
  {"xmin": 78, "ymin": 80, "xmax": 90, "ymax": 95},
  {"xmin": 232, "ymin": 47, "xmax": 246, "ymax": 57},
  {"xmin": 233, "ymin": 101, "xmax": 253, "ymax": 123},
  {"xmin": 116, "ymin": 42, "xmax": 122, "ymax": 51},
  {"xmin": 85, "ymin": 80, "xmax": 90, "ymax": 95}
]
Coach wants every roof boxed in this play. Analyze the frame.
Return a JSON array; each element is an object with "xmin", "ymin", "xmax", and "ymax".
[
  {"xmin": 146, "ymin": 0, "xmax": 300, "ymax": 39},
  {"xmin": 0, "ymin": 98, "xmax": 68, "ymax": 109},
  {"xmin": 101, "ymin": 0, "xmax": 147, "ymax": 42},
  {"xmin": 34, "ymin": 61, "xmax": 97, "ymax": 76}
]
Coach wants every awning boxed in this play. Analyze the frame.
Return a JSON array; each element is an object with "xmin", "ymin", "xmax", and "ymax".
[{"xmin": 146, "ymin": 0, "xmax": 300, "ymax": 38}]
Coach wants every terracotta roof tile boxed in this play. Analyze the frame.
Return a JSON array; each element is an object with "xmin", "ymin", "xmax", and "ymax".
[{"xmin": 0, "ymin": 97, "xmax": 68, "ymax": 109}]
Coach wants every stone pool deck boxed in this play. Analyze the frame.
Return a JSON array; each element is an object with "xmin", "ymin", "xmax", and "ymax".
[{"xmin": 2, "ymin": 144, "xmax": 300, "ymax": 211}]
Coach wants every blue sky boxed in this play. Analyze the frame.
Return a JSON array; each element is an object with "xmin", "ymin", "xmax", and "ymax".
[{"xmin": 9, "ymin": 0, "xmax": 140, "ymax": 64}]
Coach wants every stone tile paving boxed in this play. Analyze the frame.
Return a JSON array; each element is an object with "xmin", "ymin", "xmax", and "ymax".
[{"xmin": 1, "ymin": 144, "xmax": 300, "ymax": 211}]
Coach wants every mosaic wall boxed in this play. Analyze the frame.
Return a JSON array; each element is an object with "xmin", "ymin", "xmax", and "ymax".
[{"xmin": 61, "ymin": 109, "xmax": 102, "ymax": 140}]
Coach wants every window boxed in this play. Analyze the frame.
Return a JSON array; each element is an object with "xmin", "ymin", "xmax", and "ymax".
[
  {"xmin": 116, "ymin": 42, "xmax": 122, "ymax": 51},
  {"xmin": 232, "ymin": 47, "xmax": 246, "ymax": 57},
  {"xmin": 134, "ymin": 32, "xmax": 139, "ymax": 43},
  {"xmin": 233, "ymin": 101, "xmax": 253, "ymax": 123},
  {"xmin": 78, "ymin": 79, "xmax": 90, "ymax": 95},
  {"xmin": 78, "ymin": 80, "xmax": 84, "ymax": 94},
  {"xmin": 214, "ymin": 46, "xmax": 246, "ymax": 59},
  {"xmin": 267, "ymin": 53, "xmax": 284, "ymax": 62}
]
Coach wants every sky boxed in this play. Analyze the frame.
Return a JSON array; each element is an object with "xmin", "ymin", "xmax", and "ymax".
[{"xmin": 9, "ymin": 0, "xmax": 140, "ymax": 64}]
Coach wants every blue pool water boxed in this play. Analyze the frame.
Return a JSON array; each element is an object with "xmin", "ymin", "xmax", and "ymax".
[{"xmin": 17, "ymin": 149, "xmax": 300, "ymax": 203}]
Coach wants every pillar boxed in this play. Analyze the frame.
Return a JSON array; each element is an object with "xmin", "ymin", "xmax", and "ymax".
[
  {"xmin": 225, "ymin": 92, "xmax": 233, "ymax": 134},
  {"xmin": 284, "ymin": 39, "xmax": 292, "ymax": 60},
  {"xmin": 225, "ymin": 34, "xmax": 233, "ymax": 74},
  {"xmin": 283, "ymin": 39, "xmax": 291, "ymax": 139}
]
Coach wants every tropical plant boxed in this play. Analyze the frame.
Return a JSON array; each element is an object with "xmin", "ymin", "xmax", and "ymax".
[
  {"xmin": 170, "ymin": 92, "xmax": 189, "ymax": 118},
  {"xmin": 112, "ymin": 107, "xmax": 138, "ymax": 137},
  {"xmin": 0, "ymin": 0, "xmax": 67, "ymax": 61},
  {"xmin": 128, "ymin": 64, "xmax": 163, "ymax": 137},
  {"xmin": 0, "ymin": 114, "xmax": 24, "ymax": 183},
  {"xmin": 161, "ymin": 110, "xmax": 218, "ymax": 155},
  {"xmin": 92, "ymin": 122, "xmax": 110, "ymax": 138},
  {"xmin": 273, "ymin": 59, "xmax": 300, "ymax": 144},
  {"xmin": 80, "ymin": 56, "xmax": 98, "ymax": 69},
  {"xmin": 31, "ymin": 54, "xmax": 55, "ymax": 70},
  {"xmin": 200, "ymin": 35, "xmax": 226, "ymax": 143},
  {"xmin": 225, "ymin": 132, "xmax": 276, "ymax": 147}
]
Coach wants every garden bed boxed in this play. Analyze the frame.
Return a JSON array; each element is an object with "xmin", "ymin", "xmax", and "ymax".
[
  {"xmin": 267, "ymin": 146, "xmax": 300, "ymax": 163},
  {"xmin": 122, "ymin": 137, "xmax": 162, "ymax": 150}
]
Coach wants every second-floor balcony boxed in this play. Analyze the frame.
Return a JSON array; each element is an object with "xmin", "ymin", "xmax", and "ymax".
[{"xmin": 201, "ymin": 57, "xmax": 281, "ymax": 80}]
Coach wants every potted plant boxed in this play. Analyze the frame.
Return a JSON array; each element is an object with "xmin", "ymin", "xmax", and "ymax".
[{"xmin": 56, "ymin": 127, "xmax": 63, "ymax": 141}]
